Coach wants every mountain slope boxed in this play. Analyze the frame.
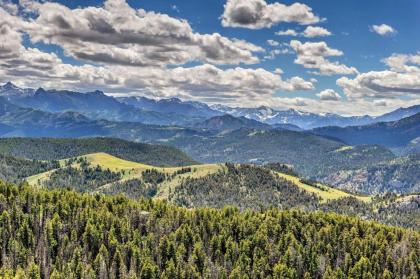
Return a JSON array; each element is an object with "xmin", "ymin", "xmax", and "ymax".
[
  {"xmin": 118, "ymin": 96, "xmax": 221, "ymax": 118},
  {"xmin": 0, "ymin": 154, "xmax": 59, "ymax": 183},
  {"xmin": 313, "ymin": 113, "xmax": 420, "ymax": 148},
  {"xmin": 323, "ymin": 153, "xmax": 420, "ymax": 195},
  {"xmin": 375, "ymin": 104, "xmax": 420, "ymax": 122},
  {"xmin": 192, "ymin": 114, "xmax": 271, "ymax": 131},
  {"xmin": 0, "ymin": 137, "xmax": 196, "ymax": 167},
  {"xmin": 0, "ymin": 97, "xmax": 108, "ymax": 137},
  {"xmin": 169, "ymin": 128, "xmax": 395, "ymax": 177},
  {"xmin": 0, "ymin": 81, "xmax": 35, "ymax": 100}
]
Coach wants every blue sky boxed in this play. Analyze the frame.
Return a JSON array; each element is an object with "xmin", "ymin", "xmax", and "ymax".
[{"xmin": 0, "ymin": 0, "xmax": 419, "ymax": 115}]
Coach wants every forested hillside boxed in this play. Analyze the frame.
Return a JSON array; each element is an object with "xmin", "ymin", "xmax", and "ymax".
[
  {"xmin": 0, "ymin": 154, "xmax": 59, "ymax": 183},
  {"xmin": 0, "ymin": 181, "xmax": 418, "ymax": 278},
  {"xmin": 171, "ymin": 129, "xmax": 395, "ymax": 177},
  {"xmin": 26, "ymin": 155, "xmax": 419, "ymax": 230},
  {"xmin": 323, "ymin": 154, "xmax": 420, "ymax": 195},
  {"xmin": 0, "ymin": 138, "xmax": 196, "ymax": 167}
]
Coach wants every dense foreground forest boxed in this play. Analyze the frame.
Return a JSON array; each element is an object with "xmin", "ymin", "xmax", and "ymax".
[{"xmin": 0, "ymin": 181, "xmax": 419, "ymax": 279}]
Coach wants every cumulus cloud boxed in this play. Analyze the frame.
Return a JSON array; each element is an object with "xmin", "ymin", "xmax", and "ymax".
[
  {"xmin": 290, "ymin": 40, "xmax": 358, "ymax": 75},
  {"xmin": 263, "ymin": 48, "xmax": 292, "ymax": 60},
  {"xmin": 370, "ymin": 24, "xmax": 397, "ymax": 36},
  {"xmin": 275, "ymin": 29, "xmax": 298, "ymax": 36},
  {"xmin": 337, "ymin": 53, "xmax": 420, "ymax": 101},
  {"xmin": 0, "ymin": 10, "xmax": 315, "ymax": 104},
  {"xmin": 22, "ymin": 0, "xmax": 262, "ymax": 67},
  {"xmin": 302, "ymin": 26, "xmax": 331, "ymax": 37},
  {"xmin": 0, "ymin": 1, "xmax": 18, "ymax": 15},
  {"xmin": 1, "ymin": 1, "xmax": 416, "ymax": 116},
  {"xmin": 316, "ymin": 89, "xmax": 341, "ymax": 101},
  {"xmin": 221, "ymin": 0, "xmax": 321, "ymax": 29},
  {"xmin": 276, "ymin": 26, "xmax": 331, "ymax": 38}
]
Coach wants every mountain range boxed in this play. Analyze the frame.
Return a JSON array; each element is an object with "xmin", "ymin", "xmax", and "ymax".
[
  {"xmin": 0, "ymin": 82, "xmax": 419, "ymax": 180},
  {"xmin": 2, "ymin": 82, "xmax": 419, "ymax": 129}
]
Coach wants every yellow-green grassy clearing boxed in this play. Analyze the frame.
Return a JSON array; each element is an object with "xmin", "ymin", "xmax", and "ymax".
[{"xmin": 274, "ymin": 172, "xmax": 371, "ymax": 203}]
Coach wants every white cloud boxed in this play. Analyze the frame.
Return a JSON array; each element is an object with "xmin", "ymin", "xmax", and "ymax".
[
  {"xmin": 0, "ymin": 0, "xmax": 18, "ymax": 15},
  {"xmin": 276, "ymin": 26, "xmax": 331, "ymax": 38},
  {"xmin": 1, "ymin": 2, "xmax": 417, "ymax": 116},
  {"xmin": 316, "ymin": 89, "xmax": 341, "ymax": 101},
  {"xmin": 267, "ymin": 39, "xmax": 280, "ymax": 46},
  {"xmin": 275, "ymin": 29, "xmax": 298, "ymax": 36},
  {"xmin": 337, "ymin": 53, "xmax": 420, "ymax": 101},
  {"xmin": 290, "ymin": 40, "xmax": 358, "ymax": 75},
  {"xmin": 22, "ymin": 0, "xmax": 263, "ymax": 67},
  {"xmin": 221, "ymin": 0, "xmax": 321, "ymax": 29},
  {"xmin": 370, "ymin": 24, "xmax": 397, "ymax": 36},
  {"xmin": 302, "ymin": 26, "xmax": 331, "ymax": 38},
  {"xmin": 274, "ymin": 68, "xmax": 284, "ymax": 74},
  {"xmin": 263, "ymin": 48, "xmax": 292, "ymax": 60}
]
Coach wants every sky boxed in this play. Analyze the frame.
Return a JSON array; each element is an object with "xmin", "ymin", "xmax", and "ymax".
[{"xmin": 0, "ymin": 0, "xmax": 419, "ymax": 116}]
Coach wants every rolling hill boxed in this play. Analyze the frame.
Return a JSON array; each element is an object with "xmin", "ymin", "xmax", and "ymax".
[
  {"xmin": 25, "ymin": 152, "xmax": 366, "ymax": 202},
  {"xmin": 23, "ymin": 152, "xmax": 418, "ymax": 230},
  {"xmin": 0, "ymin": 137, "xmax": 196, "ymax": 167}
]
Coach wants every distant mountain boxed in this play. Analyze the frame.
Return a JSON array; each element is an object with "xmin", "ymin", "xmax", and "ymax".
[
  {"xmin": 0, "ymin": 97, "xmax": 108, "ymax": 137},
  {"xmin": 323, "ymin": 154, "xmax": 420, "ymax": 195},
  {"xmin": 118, "ymin": 96, "xmax": 221, "ymax": 118},
  {"xmin": 0, "ymin": 82, "xmax": 35, "ymax": 100},
  {"xmin": 313, "ymin": 113, "xmax": 420, "ymax": 149},
  {"xmin": 193, "ymin": 114, "xmax": 271, "ymax": 131},
  {"xmin": 1, "ymin": 85, "xmax": 201, "ymax": 126},
  {"xmin": 0, "ymin": 96, "xmax": 206, "ymax": 142},
  {"xmin": 212, "ymin": 104, "xmax": 420, "ymax": 129},
  {"xmin": 375, "ymin": 105, "xmax": 420, "ymax": 123},
  {"xmin": 2, "ymin": 82, "xmax": 419, "ymax": 129},
  {"xmin": 212, "ymin": 105, "xmax": 373, "ymax": 129},
  {"xmin": 271, "ymin": 123, "xmax": 303, "ymax": 131}
]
